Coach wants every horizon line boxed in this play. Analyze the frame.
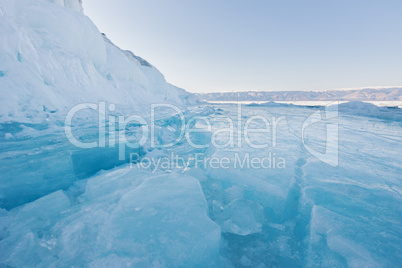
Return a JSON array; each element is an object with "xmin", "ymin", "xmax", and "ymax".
[{"xmin": 192, "ymin": 86, "xmax": 402, "ymax": 94}]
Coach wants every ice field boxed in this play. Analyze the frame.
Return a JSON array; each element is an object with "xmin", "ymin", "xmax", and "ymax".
[{"xmin": 1, "ymin": 102, "xmax": 401, "ymax": 267}]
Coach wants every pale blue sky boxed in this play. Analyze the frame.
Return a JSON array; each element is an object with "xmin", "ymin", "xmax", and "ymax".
[{"xmin": 83, "ymin": 0, "xmax": 402, "ymax": 93}]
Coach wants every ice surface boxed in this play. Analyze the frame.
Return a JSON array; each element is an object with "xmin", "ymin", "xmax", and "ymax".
[
  {"xmin": 337, "ymin": 101, "xmax": 402, "ymax": 121},
  {"xmin": 0, "ymin": 167, "xmax": 220, "ymax": 267},
  {"xmin": 1, "ymin": 104, "xmax": 401, "ymax": 267},
  {"xmin": 102, "ymin": 174, "xmax": 220, "ymax": 266},
  {"xmin": 215, "ymin": 198, "xmax": 264, "ymax": 236}
]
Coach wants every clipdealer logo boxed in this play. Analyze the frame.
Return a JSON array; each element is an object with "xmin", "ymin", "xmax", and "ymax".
[
  {"xmin": 302, "ymin": 102, "xmax": 339, "ymax": 167},
  {"xmin": 64, "ymin": 102, "xmax": 339, "ymax": 168}
]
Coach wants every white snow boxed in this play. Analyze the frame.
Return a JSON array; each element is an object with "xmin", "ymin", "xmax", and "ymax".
[{"xmin": 0, "ymin": 0, "xmax": 193, "ymax": 124}]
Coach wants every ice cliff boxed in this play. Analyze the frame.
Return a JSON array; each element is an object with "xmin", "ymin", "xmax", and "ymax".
[{"xmin": 0, "ymin": 0, "xmax": 193, "ymax": 124}]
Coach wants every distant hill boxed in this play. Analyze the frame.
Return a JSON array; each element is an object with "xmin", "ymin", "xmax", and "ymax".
[{"xmin": 198, "ymin": 87, "xmax": 402, "ymax": 102}]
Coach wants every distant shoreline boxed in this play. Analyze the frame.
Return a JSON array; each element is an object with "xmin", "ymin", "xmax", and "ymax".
[
  {"xmin": 206, "ymin": 100, "xmax": 402, "ymax": 108},
  {"xmin": 198, "ymin": 87, "xmax": 402, "ymax": 103}
]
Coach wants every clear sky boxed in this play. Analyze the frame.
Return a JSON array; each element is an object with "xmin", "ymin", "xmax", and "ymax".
[{"xmin": 83, "ymin": 0, "xmax": 402, "ymax": 93}]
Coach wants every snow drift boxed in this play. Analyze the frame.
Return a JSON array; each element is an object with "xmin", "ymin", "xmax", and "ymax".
[{"xmin": 0, "ymin": 0, "xmax": 194, "ymax": 124}]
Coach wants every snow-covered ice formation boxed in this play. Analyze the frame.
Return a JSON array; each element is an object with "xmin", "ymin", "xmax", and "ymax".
[{"xmin": 0, "ymin": 0, "xmax": 194, "ymax": 124}]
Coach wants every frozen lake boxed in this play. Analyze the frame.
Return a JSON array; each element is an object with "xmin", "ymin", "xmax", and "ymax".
[{"xmin": 0, "ymin": 102, "xmax": 401, "ymax": 267}]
